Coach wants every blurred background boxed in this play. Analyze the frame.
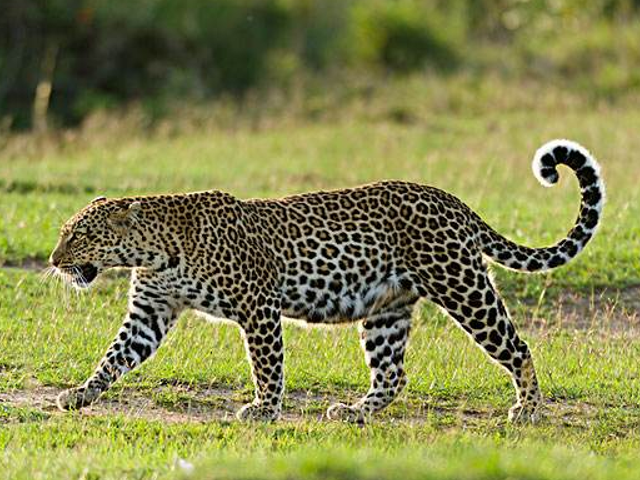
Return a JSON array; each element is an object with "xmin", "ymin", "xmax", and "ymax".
[
  {"xmin": 2, "ymin": 6, "xmax": 640, "ymax": 478},
  {"xmin": 2, "ymin": 0, "xmax": 640, "ymax": 134}
]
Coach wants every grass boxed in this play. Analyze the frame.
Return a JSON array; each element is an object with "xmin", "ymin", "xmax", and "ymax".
[
  {"xmin": 3, "ymin": 415, "xmax": 640, "ymax": 480},
  {"xmin": 1, "ymin": 99, "xmax": 640, "ymax": 479}
]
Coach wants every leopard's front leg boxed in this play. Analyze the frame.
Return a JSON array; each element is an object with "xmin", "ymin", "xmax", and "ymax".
[
  {"xmin": 57, "ymin": 285, "xmax": 180, "ymax": 411},
  {"xmin": 236, "ymin": 306, "xmax": 284, "ymax": 422}
]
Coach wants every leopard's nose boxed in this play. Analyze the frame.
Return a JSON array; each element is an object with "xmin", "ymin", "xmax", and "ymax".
[
  {"xmin": 49, "ymin": 245, "xmax": 64, "ymax": 267},
  {"xmin": 49, "ymin": 253, "xmax": 60, "ymax": 267}
]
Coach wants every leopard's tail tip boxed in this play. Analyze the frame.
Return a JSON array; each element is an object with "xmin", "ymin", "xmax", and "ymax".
[{"xmin": 531, "ymin": 139, "xmax": 602, "ymax": 190}]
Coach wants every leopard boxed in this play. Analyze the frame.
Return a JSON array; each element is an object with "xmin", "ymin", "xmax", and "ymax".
[{"xmin": 50, "ymin": 139, "xmax": 605, "ymax": 423}]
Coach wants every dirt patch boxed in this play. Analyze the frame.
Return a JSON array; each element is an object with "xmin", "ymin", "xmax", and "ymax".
[
  {"xmin": 0, "ymin": 385, "xmax": 635, "ymax": 426},
  {"xmin": 528, "ymin": 285, "xmax": 640, "ymax": 332},
  {"xmin": 0, "ymin": 385, "xmax": 335, "ymax": 424},
  {"xmin": 0, "ymin": 386, "xmax": 237, "ymax": 423}
]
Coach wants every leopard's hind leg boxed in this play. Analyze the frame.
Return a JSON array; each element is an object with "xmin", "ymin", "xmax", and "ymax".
[
  {"xmin": 419, "ymin": 261, "xmax": 542, "ymax": 423},
  {"xmin": 327, "ymin": 296, "xmax": 416, "ymax": 424}
]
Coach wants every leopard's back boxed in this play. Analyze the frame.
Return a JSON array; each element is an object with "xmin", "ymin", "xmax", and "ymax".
[{"xmin": 244, "ymin": 181, "xmax": 478, "ymax": 323}]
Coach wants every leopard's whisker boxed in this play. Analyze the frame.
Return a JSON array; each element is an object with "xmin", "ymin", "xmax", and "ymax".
[
  {"xmin": 75, "ymin": 266, "xmax": 89, "ymax": 292},
  {"xmin": 38, "ymin": 268, "xmax": 52, "ymax": 289},
  {"xmin": 69, "ymin": 265, "xmax": 85, "ymax": 294}
]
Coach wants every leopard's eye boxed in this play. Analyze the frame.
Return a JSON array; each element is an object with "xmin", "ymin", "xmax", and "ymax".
[{"xmin": 68, "ymin": 230, "xmax": 86, "ymax": 243}]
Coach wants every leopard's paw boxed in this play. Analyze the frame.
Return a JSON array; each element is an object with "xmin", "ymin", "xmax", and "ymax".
[
  {"xmin": 236, "ymin": 402, "xmax": 280, "ymax": 422},
  {"xmin": 508, "ymin": 402, "xmax": 539, "ymax": 424},
  {"xmin": 56, "ymin": 386, "xmax": 101, "ymax": 411},
  {"xmin": 326, "ymin": 403, "xmax": 368, "ymax": 425}
]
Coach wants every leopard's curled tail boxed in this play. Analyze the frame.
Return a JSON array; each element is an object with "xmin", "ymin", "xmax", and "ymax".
[{"xmin": 477, "ymin": 139, "xmax": 605, "ymax": 272}]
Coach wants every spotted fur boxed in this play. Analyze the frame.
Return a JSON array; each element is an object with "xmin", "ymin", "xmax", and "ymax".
[{"xmin": 51, "ymin": 139, "xmax": 605, "ymax": 423}]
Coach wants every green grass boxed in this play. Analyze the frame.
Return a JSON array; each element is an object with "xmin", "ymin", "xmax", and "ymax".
[
  {"xmin": 3, "ymin": 414, "xmax": 640, "ymax": 480},
  {"xmin": 1, "ymin": 103, "xmax": 640, "ymax": 479},
  {"xmin": 3, "ymin": 417, "xmax": 640, "ymax": 480}
]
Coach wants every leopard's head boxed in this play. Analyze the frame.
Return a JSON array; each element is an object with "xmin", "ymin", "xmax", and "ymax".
[{"xmin": 49, "ymin": 196, "xmax": 153, "ymax": 288}]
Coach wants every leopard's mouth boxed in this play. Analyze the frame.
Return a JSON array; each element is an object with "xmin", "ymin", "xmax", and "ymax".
[
  {"xmin": 78, "ymin": 263, "xmax": 99, "ymax": 285},
  {"xmin": 57, "ymin": 263, "xmax": 99, "ymax": 288}
]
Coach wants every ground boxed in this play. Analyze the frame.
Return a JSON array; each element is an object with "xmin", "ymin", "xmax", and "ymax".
[{"xmin": 1, "ymin": 105, "xmax": 640, "ymax": 479}]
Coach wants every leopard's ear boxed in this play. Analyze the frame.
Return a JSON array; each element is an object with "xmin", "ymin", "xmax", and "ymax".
[
  {"xmin": 91, "ymin": 196, "xmax": 107, "ymax": 204},
  {"xmin": 107, "ymin": 201, "xmax": 141, "ymax": 234}
]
